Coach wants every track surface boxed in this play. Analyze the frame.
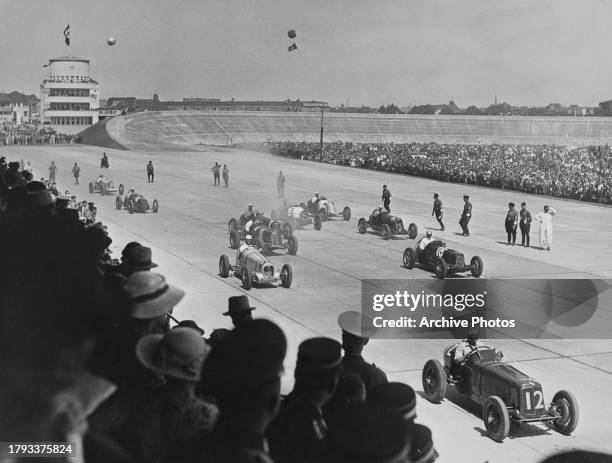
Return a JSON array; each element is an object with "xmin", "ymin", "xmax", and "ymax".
[{"xmin": 6, "ymin": 144, "xmax": 612, "ymax": 462}]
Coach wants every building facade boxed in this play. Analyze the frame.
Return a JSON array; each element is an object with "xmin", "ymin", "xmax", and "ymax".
[
  {"xmin": 40, "ymin": 56, "xmax": 99, "ymax": 134},
  {"xmin": 0, "ymin": 91, "xmax": 39, "ymax": 124}
]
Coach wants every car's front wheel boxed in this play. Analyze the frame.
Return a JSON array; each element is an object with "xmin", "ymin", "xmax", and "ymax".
[
  {"xmin": 434, "ymin": 257, "xmax": 447, "ymax": 279},
  {"xmin": 280, "ymin": 264, "xmax": 293, "ymax": 288},
  {"xmin": 358, "ymin": 218, "xmax": 367, "ymax": 234},
  {"xmin": 470, "ymin": 256, "xmax": 483, "ymax": 277},
  {"xmin": 230, "ymin": 230, "xmax": 241, "ymax": 249},
  {"xmin": 342, "ymin": 206, "xmax": 351, "ymax": 221},
  {"xmin": 319, "ymin": 207, "xmax": 328, "ymax": 221},
  {"xmin": 89, "ymin": 182, "xmax": 94, "ymax": 194},
  {"xmin": 287, "ymin": 236, "xmax": 299, "ymax": 255},
  {"xmin": 219, "ymin": 255, "xmax": 230, "ymax": 277},
  {"xmin": 128, "ymin": 200, "xmax": 135, "ymax": 214},
  {"xmin": 483, "ymin": 396, "xmax": 510, "ymax": 442},
  {"xmin": 118, "ymin": 184, "xmax": 124, "ymax": 195},
  {"xmin": 403, "ymin": 248, "xmax": 416, "ymax": 269},
  {"xmin": 242, "ymin": 268, "xmax": 252, "ymax": 290},
  {"xmin": 408, "ymin": 223, "xmax": 418, "ymax": 239},
  {"xmin": 551, "ymin": 390, "xmax": 579, "ymax": 435},
  {"xmin": 422, "ymin": 359, "xmax": 446, "ymax": 403},
  {"xmin": 382, "ymin": 224, "xmax": 391, "ymax": 240},
  {"xmin": 115, "ymin": 196, "xmax": 122, "ymax": 210},
  {"xmin": 228, "ymin": 218, "xmax": 238, "ymax": 232}
]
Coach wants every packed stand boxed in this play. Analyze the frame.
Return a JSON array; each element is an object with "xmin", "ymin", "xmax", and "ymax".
[
  {"xmin": 1, "ymin": 123, "xmax": 80, "ymax": 146},
  {"xmin": 274, "ymin": 141, "xmax": 612, "ymax": 204},
  {"xmin": 0, "ymin": 154, "xmax": 603, "ymax": 463}
]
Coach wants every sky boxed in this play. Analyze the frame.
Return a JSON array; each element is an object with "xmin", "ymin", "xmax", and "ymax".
[{"xmin": 2, "ymin": 0, "xmax": 612, "ymax": 107}]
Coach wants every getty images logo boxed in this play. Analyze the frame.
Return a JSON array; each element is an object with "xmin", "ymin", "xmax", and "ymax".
[{"xmin": 371, "ymin": 289, "xmax": 487, "ymax": 313}]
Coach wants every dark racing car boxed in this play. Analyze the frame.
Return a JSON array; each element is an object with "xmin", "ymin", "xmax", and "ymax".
[
  {"xmin": 228, "ymin": 212, "xmax": 298, "ymax": 256},
  {"xmin": 403, "ymin": 239, "xmax": 483, "ymax": 279},
  {"xmin": 357, "ymin": 208, "xmax": 418, "ymax": 240},
  {"xmin": 116, "ymin": 191, "xmax": 159, "ymax": 214},
  {"xmin": 422, "ymin": 344, "xmax": 579, "ymax": 442}
]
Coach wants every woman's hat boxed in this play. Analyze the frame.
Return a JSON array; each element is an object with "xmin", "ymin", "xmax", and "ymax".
[
  {"xmin": 122, "ymin": 272, "xmax": 185, "ymax": 319},
  {"xmin": 136, "ymin": 327, "xmax": 210, "ymax": 381}
]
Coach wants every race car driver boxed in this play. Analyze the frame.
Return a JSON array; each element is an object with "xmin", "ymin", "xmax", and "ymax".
[
  {"xmin": 453, "ymin": 331, "xmax": 482, "ymax": 364},
  {"xmin": 242, "ymin": 204, "xmax": 255, "ymax": 232},
  {"xmin": 95, "ymin": 174, "xmax": 104, "ymax": 187},
  {"xmin": 417, "ymin": 230, "xmax": 434, "ymax": 252}
]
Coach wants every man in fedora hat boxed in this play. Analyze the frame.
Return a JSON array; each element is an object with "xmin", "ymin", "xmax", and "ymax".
[
  {"xmin": 115, "ymin": 327, "xmax": 219, "ymax": 463},
  {"xmin": 120, "ymin": 245, "xmax": 158, "ymax": 276},
  {"xmin": 268, "ymin": 337, "xmax": 342, "ymax": 463},
  {"xmin": 223, "ymin": 295, "xmax": 255, "ymax": 328},
  {"xmin": 200, "ymin": 319, "xmax": 287, "ymax": 462},
  {"xmin": 337, "ymin": 311, "xmax": 387, "ymax": 393}
]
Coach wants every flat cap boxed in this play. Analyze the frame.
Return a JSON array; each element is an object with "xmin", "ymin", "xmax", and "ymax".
[{"xmin": 409, "ymin": 423, "xmax": 438, "ymax": 463}]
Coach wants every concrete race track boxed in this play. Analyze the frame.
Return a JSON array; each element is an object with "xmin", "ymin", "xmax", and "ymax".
[{"xmin": 6, "ymin": 143, "xmax": 612, "ymax": 463}]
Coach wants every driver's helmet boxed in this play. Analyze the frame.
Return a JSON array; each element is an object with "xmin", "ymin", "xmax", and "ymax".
[
  {"xmin": 248, "ymin": 203, "xmax": 253, "ymax": 211},
  {"xmin": 378, "ymin": 204, "xmax": 384, "ymax": 211},
  {"xmin": 245, "ymin": 234, "xmax": 253, "ymax": 245},
  {"xmin": 426, "ymin": 231, "xmax": 432, "ymax": 238},
  {"xmin": 129, "ymin": 187, "xmax": 135, "ymax": 193},
  {"xmin": 315, "ymin": 192, "xmax": 319, "ymax": 198},
  {"xmin": 467, "ymin": 330, "xmax": 479, "ymax": 346}
]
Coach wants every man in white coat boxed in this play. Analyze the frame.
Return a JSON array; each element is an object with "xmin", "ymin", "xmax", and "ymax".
[{"xmin": 534, "ymin": 205, "xmax": 557, "ymax": 250}]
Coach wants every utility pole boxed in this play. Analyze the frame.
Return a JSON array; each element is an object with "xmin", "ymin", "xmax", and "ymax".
[{"xmin": 320, "ymin": 103, "xmax": 324, "ymax": 156}]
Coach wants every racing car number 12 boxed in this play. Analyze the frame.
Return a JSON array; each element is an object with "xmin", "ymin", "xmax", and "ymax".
[{"xmin": 524, "ymin": 388, "xmax": 545, "ymax": 410}]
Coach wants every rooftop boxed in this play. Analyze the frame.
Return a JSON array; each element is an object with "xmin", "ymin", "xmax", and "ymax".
[{"xmin": 49, "ymin": 56, "xmax": 90, "ymax": 64}]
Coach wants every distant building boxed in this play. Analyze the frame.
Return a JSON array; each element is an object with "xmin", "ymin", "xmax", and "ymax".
[
  {"xmin": 40, "ymin": 56, "xmax": 100, "ymax": 134},
  {"xmin": 599, "ymin": 99, "xmax": 612, "ymax": 116},
  {"xmin": 0, "ymin": 91, "xmax": 39, "ymax": 124}
]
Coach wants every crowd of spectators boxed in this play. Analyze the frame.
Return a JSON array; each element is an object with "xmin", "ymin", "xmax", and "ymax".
[
  {"xmin": 274, "ymin": 141, "xmax": 612, "ymax": 204},
  {"xmin": 1, "ymin": 123, "xmax": 80, "ymax": 146},
  {"xmin": 1, "ymin": 153, "xmax": 609, "ymax": 463}
]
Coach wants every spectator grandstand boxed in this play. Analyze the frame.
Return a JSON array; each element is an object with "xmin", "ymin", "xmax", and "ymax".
[
  {"xmin": 272, "ymin": 141, "xmax": 612, "ymax": 205},
  {"xmin": 1, "ymin": 123, "xmax": 80, "ymax": 145},
  {"xmin": 102, "ymin": 111, "xmax": 612, "ymax": 150}
]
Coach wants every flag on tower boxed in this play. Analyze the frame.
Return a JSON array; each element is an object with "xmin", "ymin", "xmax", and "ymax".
[{"xmin": 64, "ymin": 25, "xmax": 71, "ymax": 46}]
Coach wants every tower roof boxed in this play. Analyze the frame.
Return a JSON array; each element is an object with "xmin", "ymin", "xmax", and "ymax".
[{"xmin": 49, "ymin": 56, "xmax": 90, "ymax": 64}]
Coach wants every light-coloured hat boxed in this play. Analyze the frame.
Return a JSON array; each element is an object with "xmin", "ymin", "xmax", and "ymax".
[
  {"xmin": 122, "ymin": 272, "xmax": 185, "ymax": 319},
  {"xmin": 136, "ymin": 327, "xmax": 210, "ymax": 381}
]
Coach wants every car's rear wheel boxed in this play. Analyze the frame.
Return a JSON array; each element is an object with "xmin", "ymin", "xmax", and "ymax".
[
  {"xmin": 422, "ymin": 359, "xmax": 446, "ymax": 403},
  {"xmin": 483, "ymin": 396, "xmax": 510, "ymax": 442},
  {"xmin": 382, "ymin": 224, "xmax": 391, "ymax": 240},
  {"xmin": 152, "ymin": 199, "xmax": 159, "ymax": 213},
  {"xmin": 228, "ymin": 218, "xmax": 238, "ymax": 232},
  {"xmin": 242, "ymin": 268, "xmax": 252, "ymax": 290},
  {"xmin": 280, "ymin": 264, "xmax": 293, "ymax": 288},
  {"xmin": 89, "ymin": 182, "xmax": 94, "ymax": 194},
  {"xmin": 219, "ymin": 255, "xmax": 230, "ymax": 277},
  {"xmin": 470, "ymin": 256, "xmax": 483, "ymax": 277},
  {"xmin": 403, "ymin": 248, "xmax": 416, "ymax": 269},
  {"xmin": 342, "ymin": 206, "xmax": 351, "ymax": 221},
  {"xmin": 115, "ymin": 196, "xmax": 122, "ymax": 210},
  {"xmin": 408, "ymin": 223, "xmax": 418, "ymax": 239},
  {"xmin": 314, "ymin": 214, "xmax": 322, "ymax": 231},
  {"xmin": 128, "ymin": 200, "xmax": 135, "ymax": 214},
  {"xmin": 118, "ymin": 184, "xmax": 124, "ymax": 195},
  {"xmin": 551, "ymin": 390, "xmax": 579, "ymax": 435},
  {"xmin": 434, "ymin": 257, "xmax": 447, "ymax": 279},
  {"xmin": 230, "ymin": 230, "xmax": 241, "ymax": 249},
  {"xmin": 358, "ymin": 218, "xmax": 367, "ymax": 234},
  {"xmin": 319, "ymin": 207, "xmax": 328, "ymax": 221},
  {"xmin": 287, "ymin": 235, "xmax": 299, "ymax": 255}
]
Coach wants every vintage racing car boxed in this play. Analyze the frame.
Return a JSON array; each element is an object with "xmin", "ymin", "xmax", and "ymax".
[
  {"xmin": 115, "ymin": 193, "xmax": 159, "ymax": 214},
  {"xmin": 422, "ymin": 344, "xmax": 579, "ymax": 442},
  {"xmin": 89, "ymin": 179, "xmax": 124, "ymax": 196},
  {"xmin": 301, "ymin": 196, "xmax": 351, "ymax": 221},
  {"xmin": 228, "ymin": 213, "xmax": 298, "ymax": 255},
  {"xmin": 219, "ymin": 244, "xmax": 293, "ymax": 290},
  {"xmin": 403, "ymin": 240, "xmax": 483, "ymax": 279},
  {"xmin": 357, "ymin": 209, "xmax": 418, "ymax": 240},
  {"xmin": 271, "ymin": 201, "xmax": 322, "ymax": 231}
]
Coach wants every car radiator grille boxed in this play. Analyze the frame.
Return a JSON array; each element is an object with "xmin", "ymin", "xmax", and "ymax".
[
  {"xmin": 264, "ymin": 265, "xmax": 274, "ymax": 276},
  {"xmin": 455, "ymin": 255, "xmax": 465, "ymax": 267},
  {"xmin": 395, "ymin": 219, "xmax": 404, "ymax": 232}
]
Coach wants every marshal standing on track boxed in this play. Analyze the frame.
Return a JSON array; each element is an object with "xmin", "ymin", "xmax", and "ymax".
[
  {"xmin": 212, "ymin": 162, "xmax": 220, "ymax": 186},
  {"xmin": 147, "ymin": 160, "xmax": 155, "ymax": 183},
  {"xmin": 519, "ymin": 202, "xmax": 532, "ymax": 247},
  {"xmin": 382, "ymin": 185, "xmax": 392, "ymax": 212},
  {"xmin": 459, "ymin": 195, "xmax": 472, "ymax": 236},
  {"xmin": 505, "ymin": 202, "xmax": 519, "ymax": 245},
  {"xmin": 432, "ymin": 193, "xmax": 444, "ymax": 231}
]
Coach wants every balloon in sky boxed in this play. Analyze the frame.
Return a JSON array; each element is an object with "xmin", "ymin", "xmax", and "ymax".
[
  {"xmin": 287, "ymin": 29, "xmax": 296, "ymax": 39},
  {"xmin": 107, "ymin": 37, "xmax": 116, "ymax": 46}
]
